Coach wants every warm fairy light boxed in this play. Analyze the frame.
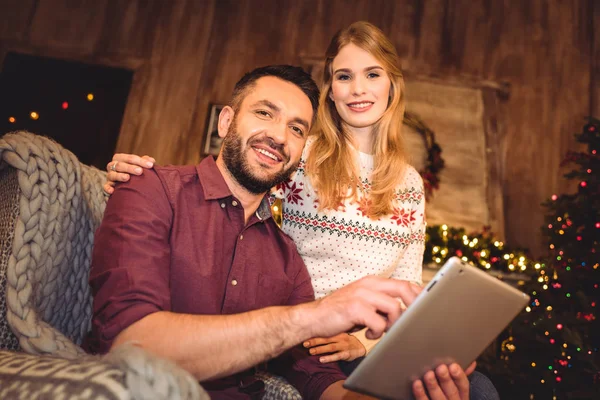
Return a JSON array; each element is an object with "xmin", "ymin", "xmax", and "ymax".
[
  {"xmin": 435, "ymin": 257, "xmax": 441, "ymax": 263},
  {"xmin": 563, "ymin": 343, "xmax": 568, "ymax": 348},
  {"xmin": 559, "ymin": 230, "xmax": 564, "ymax": 235},
  {"xmin": 461, "ymin": 256, "xmax": 468, "ymax": 262},
  {"xmin": 538, "ymin": 277, "xmax": 544, "ymax": 283},
  {"xmin": 551, "ymin": 194, "xmax": 558, "ymax": 200},
  {"xmin": 557, "ymin": 217, "xmax": 562, "ymax": 222},
  {"xmin": 30, "ymin": 111, "xmax": 39, "ymax": 120},
  {"xmin": 433, "ymin": 246, "xmax": 439, "ymax": 253},
  {"xmin": 544, "ymin": 331, "xmax": 549, "ymax": 336},
  {"xmin": 441, "ymin": 224, "xmax": 448, "ymax": 230},
  {"xmin": 494, "ymin": 241, "xmax": 500, "ymax": 247},
  {"xmin": 8, "ymin": 116, "xmax": 15, "ymax": 123},
  {"xmin": 535, "ymin": 263, "xmax": 541, "ymax": 269},
  {"xmin": 543, "ymin": 284, "xmax": 548, "ymax": 290},
  {"xmin": 557, "ymin": 324, "xmax": 563, "ymax": 329},
  {"xmin": 541, "ymin": 379, "xmax": 545, "ymax": 384},
  {"xmin": 503, "ymin": 254, "xmax": 510, "ymax": 260},
  {"xmin": 531, "ymin": 362, "xmax": 536, "ymax": 367},
  {"xmin": 547, "ymin": 306, "xmax": 553, "ymax": 311},
  {"xmin": 87, "ymin": 93, "xmax": 94, "ymax": 101},
  {"xmin": 485, "ymin": 263, "xmax": 491, "ymax": 269},
  {"xmin": 440, "ymin": 249, "xmax": 447, "ymax": 255},
  {"xmin": 62, "ymin": 101, "xmax": 69, "ymax": 110},
  {"xmin": 550, "ymin": 244, "xmax": 555, "ymax": 249}
]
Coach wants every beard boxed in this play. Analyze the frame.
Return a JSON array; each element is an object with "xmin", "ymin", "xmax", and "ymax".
[{"xmin": 221, "ymin": 120, "xmax": 298, "ymax": 194}]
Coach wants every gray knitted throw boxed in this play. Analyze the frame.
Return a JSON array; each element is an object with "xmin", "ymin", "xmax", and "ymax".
[{"xmin": 0, "ymin": 131, "xmax": 107, "ymax": 358}]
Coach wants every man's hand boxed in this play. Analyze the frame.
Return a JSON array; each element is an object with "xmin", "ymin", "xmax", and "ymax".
[
  {"xmin": 307, "ymin": 276, "xmax": 422, "ymax": 341},
  {"xmin": 412, "ymin": 363, "xmax": 476, "ymax": 400},
  {"xmin": 104, "ymin": 153, "xmax": 155, "ymax": 194},
  {"xmin": 304, "ymin": 333, "xmax": 366, "ymax": 363}
]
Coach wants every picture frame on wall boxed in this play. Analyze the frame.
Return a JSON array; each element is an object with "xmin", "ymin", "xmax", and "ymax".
[{"xmin": 203, "ymin": 104, "xmax": 225, "ymax": 157}]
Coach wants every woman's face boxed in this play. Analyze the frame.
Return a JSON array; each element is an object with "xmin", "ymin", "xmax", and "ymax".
[{"xmin": 329, "ymin": 43, "xmax": 392, "ymax": 134}]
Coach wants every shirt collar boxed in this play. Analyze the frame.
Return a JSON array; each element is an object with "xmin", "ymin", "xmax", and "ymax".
[
  {"xmin": 196, "ymin": 156, "xmax": 273, "ymax": 221},
  {"xmin": 196, "ymin": 156, "xmax": 232, "ymax": 200}
]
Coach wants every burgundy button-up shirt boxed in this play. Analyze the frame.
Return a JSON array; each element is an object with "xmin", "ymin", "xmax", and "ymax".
[{"xmin": 86, "ymin": 157, "xmax": 345, "ymax": 399}]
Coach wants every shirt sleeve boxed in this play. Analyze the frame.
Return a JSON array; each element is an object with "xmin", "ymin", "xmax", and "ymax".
[
  {"xmin": 390, "ymin": 170, "xmax": 425, "ymax": 286},
  {"xmin": 272, "ymin": 249, "xmax": 346, "ymax": 398},
  {"xmin": 87, "ymin": 169, "xmax": 173, "ymax": 354}
]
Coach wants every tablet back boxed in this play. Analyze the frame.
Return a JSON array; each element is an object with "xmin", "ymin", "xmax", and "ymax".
[{"xmin": 344, "ymin": 257, "xmax": 530, "ymax": 400}]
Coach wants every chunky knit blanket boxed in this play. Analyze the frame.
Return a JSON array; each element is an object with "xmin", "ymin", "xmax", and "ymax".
[
  {"xmin": 0, "ymin": 131, "xmax": 107, "ymax": 358},
  {"xmin": 0, "ymin": 131, "xmax": 208, "ymax": 400}
]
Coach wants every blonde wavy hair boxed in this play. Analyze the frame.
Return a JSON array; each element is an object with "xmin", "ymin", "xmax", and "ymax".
[{"xmin": 306, "ymin": 21, "xmax": 407, "ymax": 218}]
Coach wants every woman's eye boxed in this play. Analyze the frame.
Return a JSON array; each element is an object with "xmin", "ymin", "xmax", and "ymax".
[
  {"xmin": 336, "ymin": 74, "xmax": 350, "ymax": 81},
  {"xmin": 367, "ymin": 72, "xmax": 380, "ymax": 79}
]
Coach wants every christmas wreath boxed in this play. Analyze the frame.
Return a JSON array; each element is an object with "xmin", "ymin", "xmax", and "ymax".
[{"xmin": 403, "ymin": 111, "xmax": 445, "ymax": 199}]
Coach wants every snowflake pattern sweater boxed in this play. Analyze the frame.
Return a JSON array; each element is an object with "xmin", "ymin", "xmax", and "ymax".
[{"xmin": 273, "ymin": 140, "xmax": 425, "ymax": 299}]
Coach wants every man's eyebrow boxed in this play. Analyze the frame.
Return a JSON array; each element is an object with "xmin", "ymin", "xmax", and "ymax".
[
  {"xmin": 250, "ymin": 99, "xmax": 281, "ymax": 113},
  {"xmin": 333, "ymin": 65, "xmax": 384, "ymax": 74},
  {"xmin": 252, "ymin": 99, "xmax": 310, "ymax": 131},
  {"xmin": 291, "ymin": 117, "xmax": 310, "ymax": 131}
]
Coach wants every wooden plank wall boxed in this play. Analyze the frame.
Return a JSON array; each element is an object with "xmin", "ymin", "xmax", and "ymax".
[{"xmin": 0, "ymin": 0, "xmax": 596, "ymax": 257}]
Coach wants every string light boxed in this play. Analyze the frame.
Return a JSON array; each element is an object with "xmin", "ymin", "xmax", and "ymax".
[
  {"xmin": 87, "ymin": 93, "xmax": 94, "ymax": 101},
  {"xmin": 30, "ymin": 111, "xmax": 39, "ymax": 120},
  {"xmin": 8, "ymin": 116, "xmax": 16, "ymax": 123},
  {"xmin": 62, "ymin": 102, "xmax": 69, "ymax": 110}
]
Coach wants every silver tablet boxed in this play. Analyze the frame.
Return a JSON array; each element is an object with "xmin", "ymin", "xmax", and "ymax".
[{"xmin": 344, "ymin": 256, "xmax": 530, "ymax": 400}]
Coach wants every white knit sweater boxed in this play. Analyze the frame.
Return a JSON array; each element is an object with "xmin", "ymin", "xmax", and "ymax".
[
  {"xmin": 274, "ymin": 140, "xmax": 425, "ymax": 297},
  {"xmin": 273, "ymin": 141, "xmax": 425, "ymax": 353}
]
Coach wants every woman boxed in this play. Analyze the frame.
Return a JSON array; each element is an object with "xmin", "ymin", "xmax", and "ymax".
[{"xmin": 105, "ymin": 21, "xmax": 498, "ymax": 400}]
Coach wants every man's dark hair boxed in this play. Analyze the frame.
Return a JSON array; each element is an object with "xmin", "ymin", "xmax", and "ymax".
[{"xmin": 231, "ymin": 65, "xmax": 320, "ymax": 120}]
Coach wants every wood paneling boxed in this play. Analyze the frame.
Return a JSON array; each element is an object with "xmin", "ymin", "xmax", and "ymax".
[{"xmin": 0, "ymin": 0, "xmax": 596, "ymax": 257}]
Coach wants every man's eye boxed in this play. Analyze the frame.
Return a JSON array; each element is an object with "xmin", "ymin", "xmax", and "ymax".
[
  {"xmin": 290, "ymin": 126, "xmax": 304, "ymax": 136},
  {"xmin": 256, "ymin": 110, "xmax": 271, "ymax": 117}
]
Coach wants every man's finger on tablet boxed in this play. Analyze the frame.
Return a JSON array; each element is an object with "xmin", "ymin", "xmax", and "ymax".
[
  {"xmin": 412, "ymin": 379, "xmax": 428, "ymax": 400},
  {"xmin": 422, "ymin": 370, "xmax": 445, "ymax": 399},
  {"xmin": 435, "ymin": 364, "xmax": 460, "ymax": 399},
  {"xmin": 449, "ymin": 364, "xmax": 470, "ymax": 400},
  {"xmin": 465, "ymin": 361, "xmax": 477, "ymax": 376}
]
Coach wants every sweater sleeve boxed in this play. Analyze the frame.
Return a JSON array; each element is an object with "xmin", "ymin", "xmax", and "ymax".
[{"xmin": 390, "ymin": 168, "xmax": 425, "ymax": 286}]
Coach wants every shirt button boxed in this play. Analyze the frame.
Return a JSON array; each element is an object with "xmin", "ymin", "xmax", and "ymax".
[
  {"xmin": 232, "ymin": 200, "xmax": 238, "ymax": 206},
  {"xmin": 231, "ymin": 279, "xmax": 238, "ymax": 286},
  {"xmin": 220, "ymin": 203, "xmax": 226, "ymax": 208},
  {"xmin": 240, "ymin": 234, "xmax": 244, "ymax": 240}
]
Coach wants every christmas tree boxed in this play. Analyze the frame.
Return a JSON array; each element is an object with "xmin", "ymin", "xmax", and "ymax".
[{"xmin": 483, "ymin": 118, "xmax": 600, "ymax": 399}]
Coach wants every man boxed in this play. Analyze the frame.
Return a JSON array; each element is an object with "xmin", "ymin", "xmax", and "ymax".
[{"xmin": 87, "ymin": 65, "xmax": 471, "ymax": 399}]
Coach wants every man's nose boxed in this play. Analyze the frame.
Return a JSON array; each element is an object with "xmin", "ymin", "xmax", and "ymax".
[{"xmin": 267, "ymin": 121, "xmax": 288, "ymax": 145}]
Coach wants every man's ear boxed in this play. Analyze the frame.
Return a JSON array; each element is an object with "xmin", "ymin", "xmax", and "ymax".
[{"xmin": 217, "ymin": 106, "xmax": 235, "ymax": 138}]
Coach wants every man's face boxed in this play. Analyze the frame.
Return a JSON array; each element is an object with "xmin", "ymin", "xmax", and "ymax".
[{"xmin": 219, "ymin": 76, "xmax": 313, "ymax": 194}]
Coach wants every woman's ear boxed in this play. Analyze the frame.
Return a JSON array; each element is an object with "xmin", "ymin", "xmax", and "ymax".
[
  {"xmin": 217, "ymin": 106, "xmax": 235, "ymax": 138},
  {"xmin": 328, "ymin": 89, "xmax": 334, "ymax": 102}
]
